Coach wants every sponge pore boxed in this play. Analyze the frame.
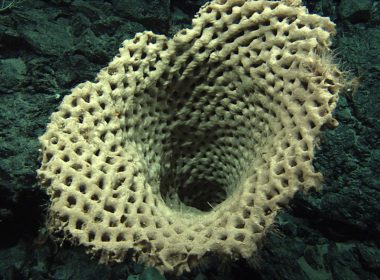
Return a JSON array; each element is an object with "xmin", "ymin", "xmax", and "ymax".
[{"xmin": 38, "ymin": 0, "xmax": 343, "ymax": 275}]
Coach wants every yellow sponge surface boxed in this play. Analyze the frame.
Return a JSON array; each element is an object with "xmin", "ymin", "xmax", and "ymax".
[{"xmin": 38, "ymin": 0, "xmax": 343, "ymax": 275}]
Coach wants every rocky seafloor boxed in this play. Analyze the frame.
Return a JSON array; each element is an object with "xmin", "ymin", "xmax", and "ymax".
[{"xmin": 0, "ymin": 0, "xmax": 379, "ymax": 279}]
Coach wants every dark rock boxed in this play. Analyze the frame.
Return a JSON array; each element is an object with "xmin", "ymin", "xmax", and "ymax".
[
  {"xmin": 112, "ymin": 0, "xmax": 170, "ymax": 32},
  {"xmin": 0, "ymin": 1, "xmax": 379, "ymax": 280},
  {"xmin": 71, "ymin": 13, "xmax": 92, "ymax": 37},
  {"xmin": 140, "ymin": 267, "xmax": 166, "ymax": 280},
  {"xmin": 50, "ymin": 0, "xmax": 74, "ymax": 4},
  {"xmin": 338, "ymin": 0, "xmax": 374, "ymax": 23},
  {"xmin": 0, "ymin": 58, "xmax": 27, "ymax": 93},
  {"xmin": 73, "ymin": 29, "xmax": 110, "ymax": 64},
  {"xmin": 356, "ymin": 244, "xmax": 380, "ymax": 275},
  {"xmin": 0, "ymin": 242, "xmax": 26, "ymax": 276},
  {"xmin": 70, "ymin": 0, "xmax": 111, "ymax": 21},
  {"xmin": 170, "ymin": 0, "xmax": 208, "ymax": 16},
  {"xmin": 14, "ymin": 9, "xmax": 74, "ymax": 56},
  {"xmin": 0, "ymin": 14, "xmax": 25, "ymax": 54}
]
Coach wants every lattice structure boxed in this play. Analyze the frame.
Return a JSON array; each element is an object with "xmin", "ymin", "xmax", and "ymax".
[{"xmin": 38, "ymin": 0, "xmax": 343, "ymax": 275}]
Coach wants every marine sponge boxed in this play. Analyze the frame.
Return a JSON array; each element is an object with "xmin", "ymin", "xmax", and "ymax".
[{"xmin": 38, "ymin": 0, "xmax": 343, "ymax": 275}]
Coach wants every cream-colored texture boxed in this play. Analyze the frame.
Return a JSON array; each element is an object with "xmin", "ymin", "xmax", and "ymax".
[{"xmin": 38, "ymin": 0, "xmax": 343, "ymax": 275}]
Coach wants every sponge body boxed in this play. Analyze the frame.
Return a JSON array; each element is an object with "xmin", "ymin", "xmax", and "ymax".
[{"xmin": 38, "ymin": 0, "xmax": 342, "ymax": 275}]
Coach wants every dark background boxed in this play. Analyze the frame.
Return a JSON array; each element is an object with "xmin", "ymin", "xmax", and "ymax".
[{"xmin": 0, "ymin": 0, "xmax": 379, "ymax": 279}]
